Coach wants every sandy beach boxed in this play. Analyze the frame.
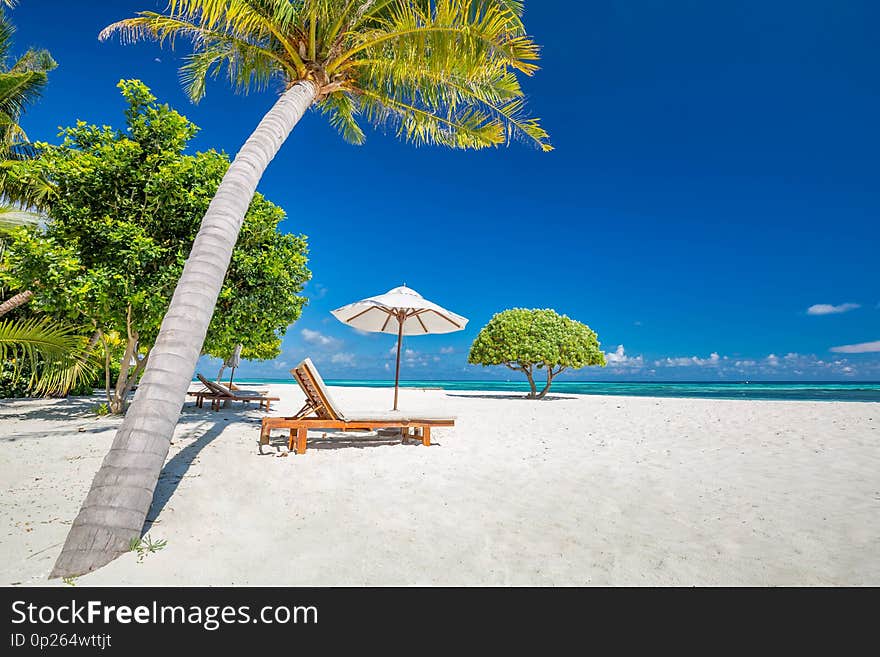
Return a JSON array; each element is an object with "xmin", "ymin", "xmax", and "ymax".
[{"xmin": 1, "ymin": 384, "xmax": 878, "ymax": 586}]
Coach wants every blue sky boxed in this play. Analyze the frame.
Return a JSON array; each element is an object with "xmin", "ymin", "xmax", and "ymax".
[{"xmin": 11, "ymin": 1, "xmax": 880, "ymax": 381}]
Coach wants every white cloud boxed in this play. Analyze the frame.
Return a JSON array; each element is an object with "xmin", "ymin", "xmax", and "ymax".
[
  {"xmin": 765, "ymin": 354, "xmax": 780, "ymax": 366},
  {"xmin": 830, "ymin": 340, "xmax": 880, "ymax": 354},
  {"xmin": 330, "ymin": 352, "xmax": 356, "ymax": 366},
  {"xmin": 659, "ymin": 352, "xmax": 721, "ymax": 367},
  {"xmin": 604, "ymin": 345, "xmax": 644, "ymax": 367},
  {"xmin": 440, "ymin": 346, "xmax": 455, "ymax": 354},
  {"xmin": 311, "ymin": 283, "xmax": 328, "ymax": 300},
  {"xmin": 389, "ymin": 346, "xmax": 419, "ymax": 358},
  {"xmin": 301, "ymin": 329, "xmax": 340, "ymax": 349},
  {"xmin": 807, "ymin": 303, "xmax": 861, "ymax": 315}
]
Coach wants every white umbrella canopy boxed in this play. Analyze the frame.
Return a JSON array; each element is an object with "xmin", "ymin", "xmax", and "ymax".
[
  {"xmin": 331, "ymin": 286, "xmax": 468, "ymax": 409},
  {"xmin": 331, "ymin": 286, "xmax": 468, "ymax": 335},
  {"xmin": 218, "ymin": 343, "xmax": 243, "ymax": 387}
]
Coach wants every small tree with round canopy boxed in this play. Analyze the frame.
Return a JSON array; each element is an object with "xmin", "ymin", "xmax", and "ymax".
[{"xmin": 468, "ymin": 308, "xmax": 605, "ymax": 399}]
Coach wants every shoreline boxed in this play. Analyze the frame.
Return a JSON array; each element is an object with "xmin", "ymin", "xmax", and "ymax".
[{"xmin": 211, "ymin": 378, "xmax": 880, "ymax": 404}]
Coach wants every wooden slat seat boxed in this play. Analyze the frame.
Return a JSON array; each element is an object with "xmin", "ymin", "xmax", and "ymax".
[{"xmin": 260, "ymin": 358, "xmax": 455, "ymax": 454}]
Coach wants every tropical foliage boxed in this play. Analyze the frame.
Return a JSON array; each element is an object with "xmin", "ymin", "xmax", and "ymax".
[
  {"xmin": 1, "ymin": 80, "xmax": 311, "ymax": 412},
  {"xmin": 468, "ymin": 308, "xmax": 606, "ymax": 399},
  {"xmin": 100, "ymin": 0, "xmax": 551, "ymax": 151},
  {"xmin": 0, "ymin": 2, "xmax": 94, "ymax": 397},
  {"xmin": 0, "ymin": 315, "xmax": 98, "ymax": 395}
]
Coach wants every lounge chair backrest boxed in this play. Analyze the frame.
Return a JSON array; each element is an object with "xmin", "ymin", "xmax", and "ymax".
[
  {"xmin": 197, "ymin": 373, "xmax": 232, "ymax": 397},
  {"xmin": 291, "ymin": 358, "xmax": 346, "ymax": 421}
]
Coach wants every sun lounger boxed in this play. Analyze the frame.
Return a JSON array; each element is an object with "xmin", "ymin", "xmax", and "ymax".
[
  {"xmin": 260, "ymin": 358, "xmax": 455, "ymax": 454},
  {"xmin": 188, "ymin": 373, "xmax": 279, "ymax": 411}
]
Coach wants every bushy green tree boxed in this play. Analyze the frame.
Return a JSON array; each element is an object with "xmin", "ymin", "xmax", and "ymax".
[
  {"xmin": 468, "ymin": 308, "xmax": 605, "ymax": 399},
  {"xmin": 0, "ymin": 80, "xmax": 310, "ymax": 412}
]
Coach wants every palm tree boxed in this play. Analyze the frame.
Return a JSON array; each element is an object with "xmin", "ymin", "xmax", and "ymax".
[
  {"xmin": 0, "ymin": 0, "xmax": 55, "ymax": 315},
  {"xmin": 53, "ymin": 0, "xmax": 551, "ymax": 578},
  {"xmin": 0, "ymin": 1, "xmax": 57, "ymax": 159}
]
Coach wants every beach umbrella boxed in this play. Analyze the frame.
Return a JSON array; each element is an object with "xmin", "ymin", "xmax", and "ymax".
[
  {"xmin": 331, "ymin": 286, "xmax": 468, "ymax": 410},
  {"xmin": 223, "ymin": 343, "xmax": 243, "ymax": 388}
]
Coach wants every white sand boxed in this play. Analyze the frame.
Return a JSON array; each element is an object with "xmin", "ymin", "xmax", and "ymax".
[{"xmin": 1, "ymin": 385, "xmax": 878, "ymax": 586}]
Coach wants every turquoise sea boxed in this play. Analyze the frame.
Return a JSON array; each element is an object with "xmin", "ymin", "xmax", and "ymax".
[{"xmin": 231, "ymin": 379, "xmax": 880, "ymax": 403}]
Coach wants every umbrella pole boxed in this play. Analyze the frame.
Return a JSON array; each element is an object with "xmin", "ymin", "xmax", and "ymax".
[
  {"xmin": 393, "ymin": 311, "xmax": 404, "ymax": 410},
  {"xmin": 228, "ymin": 366, "xmax": 236, "ymax": 390}
]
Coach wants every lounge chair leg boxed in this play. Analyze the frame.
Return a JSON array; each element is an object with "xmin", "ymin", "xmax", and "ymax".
[
  {"xmin": 288, "ymin": 429, "xmax": 295, "ymax": 452},
  {"xmin": 296, "ymin": 427, "xmax": 308, "ymax": 454},
  {"xmin": 422, "ymin": 426, "xmax": 431, "ymax": 447}
]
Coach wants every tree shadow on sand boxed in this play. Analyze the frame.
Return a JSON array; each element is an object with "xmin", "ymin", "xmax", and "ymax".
[
  {"xmin": 142, "ymin": 418, "xmax": 230, "ymax": 533},
  {"xmin": 0, "ymin": 394, "xmax": 109, "ymax": 422},
  {"xmin": 445, "ymin": 393, "xmax": 577, "ymax": 401}
]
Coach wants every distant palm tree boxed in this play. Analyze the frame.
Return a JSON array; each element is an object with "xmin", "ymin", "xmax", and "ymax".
[
  {"xmin": 0, "ymin": 1, "xmax": 56, "ymax": 158},
  {"xmin": 53, "ymin": 0, "xmax": 551, "ymax": 578},
  {"xmin": 0, "ymin": 0, "xmax": 55, "ymax": 316}
]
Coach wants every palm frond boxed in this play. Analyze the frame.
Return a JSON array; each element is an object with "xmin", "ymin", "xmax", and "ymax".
[
  {"xmin": 0, "ymin": 317, "xmax": 98, "ymax": 395},
  {"xmin": 331, "ymin": 0, "xmax": 551, "ymax": 150},
  {"xmin": 319, "ymin": 90, "xmax": 365, "ymax": 144},
  {"xmin": 29, "ymin": 332, "xmax": 102, "ymax": 396},
  {"xmin": 0, "ymin": 39, "xmax": 55, "ymax": 153},
  {"xmin": 0, "ymin": 8, "xmax": 13, "ymax": 65},
  {"xmin": 100, "ymin": 0, "xmax": 308, "ymax": 77},
  {"xmin": 100, "ymin": 0, "xmax": 551, "ymax": 151},
  {"xmin": 331, "ymin": 0, "xmax": 540, "ymax": 77},
  {"xmin": 0, "ymin": 159, "xmax": 57, "ymax": 211},
  {"xmin": 359, "ymin": 87, "xmax": 504, "ymax": 149}
]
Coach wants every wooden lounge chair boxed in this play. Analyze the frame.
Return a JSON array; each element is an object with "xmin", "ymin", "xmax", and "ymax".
[
  {"xmin": 188, "ymin": 373, "xmax": 279, "ymax": 411},
  {"xmin": 260, "ymin": 358, "xmax": 454, "ymax": 454}
]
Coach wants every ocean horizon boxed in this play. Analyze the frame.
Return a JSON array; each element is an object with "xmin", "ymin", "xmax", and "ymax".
[{"xmin": 223, "ymin": 378, "xmax": 880, "ymax": 403}]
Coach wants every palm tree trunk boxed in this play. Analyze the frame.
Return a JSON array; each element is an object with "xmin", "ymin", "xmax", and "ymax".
[
  {"xmin": 0, "ymin": 289, "xmax": 33, "ymax": 317},
  {"xmin": 51, "ymin": 81, "xmax": 317, "ymax": 579}
]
